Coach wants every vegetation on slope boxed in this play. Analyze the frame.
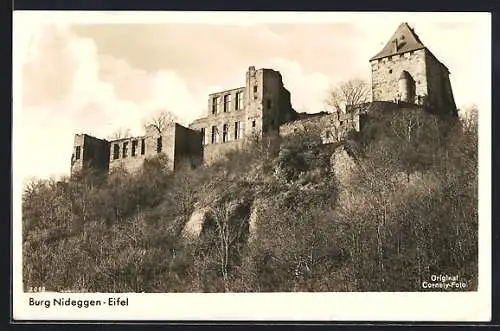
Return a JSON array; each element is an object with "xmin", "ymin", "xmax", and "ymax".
[{"xmin": 22, "ymin": 106, "xmax": 478, "ymax": 292}]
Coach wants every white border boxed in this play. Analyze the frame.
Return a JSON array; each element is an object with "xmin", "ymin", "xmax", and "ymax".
[{"xmin": 12, "ymin": 11, "xmax": 492, "ymax": 321}]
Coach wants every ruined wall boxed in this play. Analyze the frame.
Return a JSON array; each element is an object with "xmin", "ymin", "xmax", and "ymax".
[
  {"xmin": 202, "ymin": 140, "xmax": 245, "ymax": 165},
  {"xmin": 278, "ymin": 88, "xmax": 298, "ymax": 124},
  {"xmin": 245, "ymin": 66, "xmax": 264, "ymax": 137},
  {"xmin": 188, "ymin": 66, "xmax": 297, "ymax": 165},
  {"xmin": 71, "ymin": 134, "xmax": 110, "ymax": 175},
  {"xmin": 190, "ymin": 110, "xmax": 246, "ymax": 145},
  {"xmin": 425, "ymin": 51, "xmax": 457, "ymax": 115},
  {"xmin": 76, "ymin": 122, "xmax": 198, "ymax": 176},
  {"xmin": 71, "ymin": 134, "xmax": 86, "ymax": 174},
  {"xmin": 108, "ymin": 136, "xmax": 147, "ymax": 174},
  {"xmin": 155, "ymin": 124, "xmax": 176, "ymax": 171},
  {"xmin": 279, "ymin": 111, "xmax": 361, "ymax": 144},
  {"xmin": 188, "ymin": 84, "xmax": 249, "ymax": 164},
  {"xmin": 371, "ymin": 49, "xmax": 428, "ymax": 103},
  {"xmin": 108, "ymin": 123, "xmax": 177, "ymax": 173},
  {"xmin": 205, "ymin": 87, "xmax": 246, "ymax": 117},
  {"xmin": 173, "ymin": 124, "xmax": 204, "ymax": 170},
  {"xmin": 189, "ymin": 100, "xmax": 247, "ymax": 165},
  {"xmin": 260, "ymin": 69, "xmax": 298, "ymax": 134}
]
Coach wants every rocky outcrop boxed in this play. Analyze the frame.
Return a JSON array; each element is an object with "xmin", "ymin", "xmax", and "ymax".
[
  {"xmin": 330, "ymin": 145, "xmax": 358, "ymax": 187},
  {"xmin": 181, "ymin": 197, "xmax": 252, "ymax": 241},
  {"xmin": 181, "ymin": 204, "xmax": 211, "ymax": 240},
  {"xmin": 248, "ymin": 198, "xmax": 267, "ymax": 241}
]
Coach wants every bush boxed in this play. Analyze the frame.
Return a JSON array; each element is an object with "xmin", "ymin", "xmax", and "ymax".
[{"xmin": 22, "ymin": 108, "xmax": 478, "ymax": 292}]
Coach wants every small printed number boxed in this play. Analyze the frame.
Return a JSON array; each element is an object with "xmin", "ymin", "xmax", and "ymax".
[{"xmin": 28, "ymin": 286, "xmax": 46, "ymax": 293}]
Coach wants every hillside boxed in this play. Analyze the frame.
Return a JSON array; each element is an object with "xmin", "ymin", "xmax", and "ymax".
[{"xmin": 22, "ymin": 106, "xmax": 478, "ymax": 292}]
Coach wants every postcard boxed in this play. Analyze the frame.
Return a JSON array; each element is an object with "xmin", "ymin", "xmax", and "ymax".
[{"xmin": 12, "ymin": 10, "xmax": 491, "ymax": 321}]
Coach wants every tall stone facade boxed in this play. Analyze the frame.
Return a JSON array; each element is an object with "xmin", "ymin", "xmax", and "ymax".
[
  {"xmin": 189, "ymin": 66, "xmax": 298, "ymax": 164},
  {"xmin": 370, "ymin": 22, "xmax": 457, "ymax": 116}
]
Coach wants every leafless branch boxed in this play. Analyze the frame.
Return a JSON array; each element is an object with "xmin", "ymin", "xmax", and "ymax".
[
  {"xmin": 108, "ymin": 127, "xmax": 132, "ymax": 140},
  {"xmin": 143, "ymin": 110, "xmax": 178, "ymax": 134},
  {"xmin": 325, "ymin": 79, "xmax": 370, "ymax": 114}
]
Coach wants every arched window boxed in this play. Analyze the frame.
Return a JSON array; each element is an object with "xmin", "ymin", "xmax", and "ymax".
[{"xmin": 398, "ymin": 70, "xmax": 416, "ymax": 103}]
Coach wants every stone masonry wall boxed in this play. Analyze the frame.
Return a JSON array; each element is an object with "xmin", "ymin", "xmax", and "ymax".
[
  {"xmin": 425, "ymin": 51, "xmax": 457, "ymax": 115},
  {"xmin": 371, "ymin": 48, "xmax": 428, "ymax": 103},
  {"xmin": 71, "ymin": 24, "xmax": 459, "ymax": 177},
  {"xmin": 280, "ymin": 111, "xmax": 361, "ymax": 144},
  {"xmin": 261, "ymin": 69, "xmax": 297, "ymax": 134},
  {"xmin": 108, "ymin": 136, "xmax": 148, "ymax": 174},
  {"xmin": 173, "ymin": 123, "xmax": 204, "ymax": 170},
  {"xmin": 71, "ymin": 134, "xmax": 110, "ymax": 175},
  {"xmin": 245, "ymin": 66, "xmax": 265, "ymax": 137},
  {"xmin": 201, "ymin": 140, "xmax": 245, "ymax": 165},
  {"xmin": 188, "ymin": 67, "xmax": 296, "ymax": 165},
  {"xmin": 108, "ymin": 123, "xmax": 177, "ymax": 173},
  {"xmin": 278, "ymin": 88, "xmax": 298, "ymax": 124},
  {"xmin": 189, "ymin": 99, "xmax": 247, "ymax": 165},
  {"xmin": 205, "ymin": 87, "xmax": 246, "ymax": 118},
  {"xmin": 71, "ymin": 134, "xmax": 86, "ymax": 174}
]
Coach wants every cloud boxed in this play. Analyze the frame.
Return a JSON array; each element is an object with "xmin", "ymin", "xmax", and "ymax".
[
  {"xmin": 72, "ymin": 24, "xmax": 288, "ymax": 82},
  {"xmin": 263, "ymin": 58, "xmax": 334, "ymax": 113},
  {"xmin": 72, "ymin": 21, "xmax": 489, "ymax": 112},
  {"xmin": 15, "ymin": 17, "xmax": 489, "ymax": 181},
  {"xmin": 17, "ymin": 24, "xmax": 206, "ymax": 180},
  {"xmin": 71, "ymin": 23, "xmax": 370, "ymax": 93},
  {"xmin": 21, "ymin": 26, "xmax": 77, "ymax": 108}
]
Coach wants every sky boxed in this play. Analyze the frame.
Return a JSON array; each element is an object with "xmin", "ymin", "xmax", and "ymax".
[{"xmin": 13, "ymin": 12, "xmax": 491, "ymax": 181}]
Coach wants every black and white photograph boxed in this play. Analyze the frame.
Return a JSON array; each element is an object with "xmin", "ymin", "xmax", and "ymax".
[{"xmin": 12, "ymin": 11, "xmax": 491, "ymax": 321}]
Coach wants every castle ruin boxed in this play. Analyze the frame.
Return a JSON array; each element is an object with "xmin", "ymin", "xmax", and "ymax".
[
  {"xmin": 188, "ymin": 66, "xmax": 298, "ymax": 164},
  {"xmin": 70, "ymin": 22, "xmax": 457, "ymax": 177}
]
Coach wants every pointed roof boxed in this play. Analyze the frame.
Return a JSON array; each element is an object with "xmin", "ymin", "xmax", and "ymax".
[{"xmin": 370, "ymin": 22, "xmax": 426, "ymax": 61}]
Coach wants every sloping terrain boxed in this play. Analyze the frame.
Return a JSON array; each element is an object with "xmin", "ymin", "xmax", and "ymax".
[{"xmin": 22, "ymin": 106, "xmax": 478, "ymax": 292}]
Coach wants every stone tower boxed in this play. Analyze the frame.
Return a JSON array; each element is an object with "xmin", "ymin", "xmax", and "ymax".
[
  {"xmin": 370, "ymin": 22, "xmax": 457, "ymax": 116},
  {"xmin": 244, "ymin": 66, "xmax": 296, "ymax": 137}
]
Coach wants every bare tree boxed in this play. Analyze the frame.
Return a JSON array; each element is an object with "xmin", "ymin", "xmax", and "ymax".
[
  {"xmin": 325, "ymin": 79, "xmax": 370, "ymax": 114},
  {"xmin": 108, "ymin": 127, "xmax": 132, "ymax": 140},
  {"xmin": 143, "ymin": 110, "xmax": 178, "ymax": 134},
  {"xmin": 212, "ymin": 200, "xmax": 248, "ymax": 291},
  {"xmin": 460, "ymin": 104, "xmax": 478, "ymax": 134}
]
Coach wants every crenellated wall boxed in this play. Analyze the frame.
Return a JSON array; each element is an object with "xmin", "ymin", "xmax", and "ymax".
[{"xmin": 371, "ymin": 49, "xmax": 428, "ymax": 104}]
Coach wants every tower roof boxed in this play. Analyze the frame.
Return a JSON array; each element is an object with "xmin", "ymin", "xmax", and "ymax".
[{"xmin": 370, "ymin": 22, "xmax": 426, "ymax": 61}]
